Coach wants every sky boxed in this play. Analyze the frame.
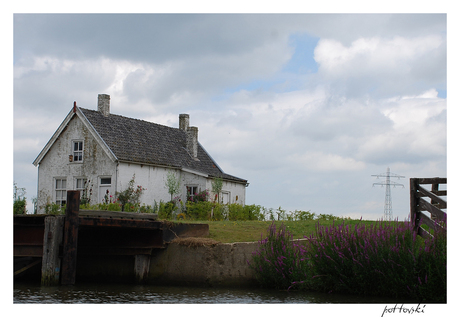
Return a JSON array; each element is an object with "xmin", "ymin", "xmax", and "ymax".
[{"xmin": 11, "ymin": 10, "xmax": 450, "ymax": 221}]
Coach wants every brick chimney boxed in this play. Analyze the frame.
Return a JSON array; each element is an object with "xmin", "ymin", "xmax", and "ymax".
[
  {"xmin": 179, "ymin": 114, "xmax": 189, "ymax": 131},
  {"xmin": 98, "ymin": 94, "xmax": 110, "ymax": 117},
  {"xmin": 186, "ymin": 126, "xmax": 198, "ymax": 159},
  {"xmin": 179, "ymin": 114, "xmax": 198, "ymax": 159}
]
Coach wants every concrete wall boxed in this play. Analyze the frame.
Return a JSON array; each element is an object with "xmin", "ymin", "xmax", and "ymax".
[
  {"xmin": 147, "ymin": 241, "xmax": 259, "ymax": 287},
  {"xmin": 75, "ymin": 241, "xmax": 260, "ymax": 287}
]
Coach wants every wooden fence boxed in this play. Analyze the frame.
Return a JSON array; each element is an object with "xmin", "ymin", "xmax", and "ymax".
[{"xmin": 410, "ymin": 177, "xmax": 447, "ymax": 239}]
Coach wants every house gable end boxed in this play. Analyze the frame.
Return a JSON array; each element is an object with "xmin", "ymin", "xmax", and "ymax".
[{"xmin": 33, "ymin": 107, "xmax": 117, "ymax": 166}]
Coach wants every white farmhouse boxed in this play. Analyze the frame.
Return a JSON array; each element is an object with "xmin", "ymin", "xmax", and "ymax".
[{"xmin": 33, "ymin": 94, "xmax": 248, "ymax": 213}]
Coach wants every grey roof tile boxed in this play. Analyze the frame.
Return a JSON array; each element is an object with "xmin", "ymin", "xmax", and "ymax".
[{"xmin": 79, "ymin": 108, "xmax": 247, "ymax": 184}]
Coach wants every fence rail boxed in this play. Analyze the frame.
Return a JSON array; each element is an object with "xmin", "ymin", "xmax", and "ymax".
[{"xmin": 410, "ymin": 177, "xmax": 447, "ymax": 239}]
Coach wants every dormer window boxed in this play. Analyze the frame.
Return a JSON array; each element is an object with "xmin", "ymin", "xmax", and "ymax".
[{"xmin": 73, "ymin": 141, "xmax": 83, "ymax": 162}]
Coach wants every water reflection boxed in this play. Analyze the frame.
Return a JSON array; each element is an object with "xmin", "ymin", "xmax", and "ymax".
[{"xmin": 14, "ymin": 282, "xmax": 402, "ymax": 304}]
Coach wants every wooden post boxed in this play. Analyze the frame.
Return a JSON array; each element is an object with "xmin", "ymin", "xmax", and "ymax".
[
  {"xmin": 134, "ymin": 255, "xmax": 151, "ymax": 284},
  {"xmin": 41, "ymin": 215, "xmax": 65, "ymax": 286},
  {"xmin": 409, "ymin": 178, "xmax": 419, "ymax": 230},
  {"xmin": 61, "ymin": 191, "xmax": 80, "ymax": 285},
  {"xmin": 430, "ymin": 182, "xmax": 439, "ymax": 220}
]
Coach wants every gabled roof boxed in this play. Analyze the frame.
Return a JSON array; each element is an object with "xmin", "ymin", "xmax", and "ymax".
[{"xmin": 34, "ymin": 106, "xmax": 247, "ymax": 184}]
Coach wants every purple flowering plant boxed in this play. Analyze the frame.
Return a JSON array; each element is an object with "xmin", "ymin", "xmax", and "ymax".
[{"xmin": 249, "ymin": 217, "xmax": 446, "ymax": 302}]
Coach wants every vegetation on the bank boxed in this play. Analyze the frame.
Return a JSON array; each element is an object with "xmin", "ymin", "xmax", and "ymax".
[
  {"xmin": 13, "ymin": 182, "xmax": 27, "ymax": 215},
  {"xmin": 248, "ymin": 219, "xmax": 446, "ymax": 303}
]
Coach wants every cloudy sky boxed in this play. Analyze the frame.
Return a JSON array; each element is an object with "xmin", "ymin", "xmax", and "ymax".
[{"xmin": 12, "ymin": 11, "xmax": 448, "ymax": 220}]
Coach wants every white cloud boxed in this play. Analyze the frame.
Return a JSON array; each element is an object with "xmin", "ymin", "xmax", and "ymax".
[
  {"xmin": 287, "ymin": 151, "xmax": 366, "ymax": 172},
  {"xmin": 314, "ymin": 35, "xmax": 446, "ymax": 97}
]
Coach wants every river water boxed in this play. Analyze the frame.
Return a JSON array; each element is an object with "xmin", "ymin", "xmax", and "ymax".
[{"xmin": 14, "ymin": 282, "xmax": 400, "ymax": 304}]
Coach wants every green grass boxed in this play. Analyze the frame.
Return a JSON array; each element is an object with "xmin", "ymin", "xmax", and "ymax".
[{"xmin": 174, "ymin": 219, "xmax": 377, "ymax": 243}]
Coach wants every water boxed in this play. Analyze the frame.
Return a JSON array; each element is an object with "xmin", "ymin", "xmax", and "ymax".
[{"xmin": 14, "ymin": 282, "xmax": 400, "ymax": 304}]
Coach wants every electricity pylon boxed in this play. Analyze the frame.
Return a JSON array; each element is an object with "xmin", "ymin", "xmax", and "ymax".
[{"xmin": 372, "ymin": 167, "xmax": 405, "ymax": 221}]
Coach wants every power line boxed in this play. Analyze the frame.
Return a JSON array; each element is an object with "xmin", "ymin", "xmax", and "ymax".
[{"xmin": 371, "ymin": 167, "xmax": 405, "ymax": 221}]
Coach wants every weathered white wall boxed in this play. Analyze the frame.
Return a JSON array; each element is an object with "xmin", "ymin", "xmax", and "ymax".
[
  {"xmin": 116, "ymin": 163, "xmax": 172, "ymax": 206},
  {"xmin": 116, "ymin": 165, "xmax": 246, "ymax": 207},
  {"xmin": 36, "ymin": 116, "xmax": 117, "ymax": 213},
  {"xmin": 206, "ymin": 178, "xmax": 246, "ymax": 205}
]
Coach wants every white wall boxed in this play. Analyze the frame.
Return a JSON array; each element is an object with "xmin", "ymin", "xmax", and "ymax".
[
  {"xmin": 117, "ymin": 163, "xmax": 246, "ymax": 207},
  {"xmin": 206, "ymin": 178, "xmax": 246, "ymax": 205},
  {"xmin": 116, "ymin": 163, "xmax": 173, "ymax": 206},
  {"xmin": 36, "ymin": 116, "xmax": 117, "ymax": 213}
]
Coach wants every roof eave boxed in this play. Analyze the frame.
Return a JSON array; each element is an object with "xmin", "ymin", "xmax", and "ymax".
[{"xmin": 33, "ymin": 108, "xmax": 76, "ymax": 166}]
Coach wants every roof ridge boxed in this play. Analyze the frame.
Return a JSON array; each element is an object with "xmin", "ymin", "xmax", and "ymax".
[
  {"xmin": 78, "ymin": 107, "xmax": 247, "ymax": 183},
  {"xmin": 79, "ymin": 107, "xmax": 180, "ymax": 131}
]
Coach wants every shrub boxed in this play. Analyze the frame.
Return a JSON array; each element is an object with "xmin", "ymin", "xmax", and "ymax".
[
  {"xmin": 116, "ymin": 175, "xmax": 145, "ymax": 211},
  {"xmin": 45, "ymin": 203, "xmax": 65, "ymax": 215},
  {"xmin": 228, "ymin": 204, "xmax": 265, "ymax": 221},
  {"xmin": 292, "ymin": 210, "xmax": 316, "ymax": 221},
  {"xmin": 249, "ymin": 219, "xmax": 447, "ymax": 302},
  {"xmin": 158, "ymin": 201, "xmax": 176, "ymax": 219},
  {"xmin": 13, "ymin": 182, "xmax": 27, "ymax": 215},
  {"xmin": 14, "ymin": 198, "xmax": 27, "ymax": 215},
  {"xmin": 248, "ymin": 222, "xmax": 309, "ymax": 289},
  {"xmin": 185, "ymin": 201, "xmax": 212, "ymax": 220}
]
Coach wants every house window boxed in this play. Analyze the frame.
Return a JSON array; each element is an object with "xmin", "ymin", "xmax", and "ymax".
[
  {"xmin": 100, "ymin": 177, "xmax": 111, "ymax": 185},
  {"xmin": 187, "ymin": 186, "xmax": 198, "ymax": 201},
  {"xmin": 55, "ymin": 178, "xmax": 67, "ymax": 206},
  {"xmin": 73, "ymin": 141, "xmax": 83, "ymax": 162},
  {"xmin": 99, "ymin": 177, "xmax": 112, "ymax": 204},
  {"xmin": 75, "ymin": 178, "xmax": 87, "ymax": 196},
  {"xmin": 76, "ymin": 178, "xmax": 86, "ymax": 190}
]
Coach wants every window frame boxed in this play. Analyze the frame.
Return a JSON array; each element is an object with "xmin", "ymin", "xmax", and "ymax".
[
  {"xmin": 186, "ymin": 185, "xmax": 199, "ymax": 201},
  {"xmin": 75, "ymin": 177, "xmax": 87, "ymax": 195},
  {"xmin": 72, "ymin": 140, "xmax": 84, "ymax": 163},
  {"xmin": 55, "ymin": 178, "xmax": 67, "ymax": 206}
]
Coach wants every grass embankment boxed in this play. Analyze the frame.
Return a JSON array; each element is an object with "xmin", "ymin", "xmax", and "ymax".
[{"xmin": 175, "ymin": 219, "xmax": 376, "ymax": 243}]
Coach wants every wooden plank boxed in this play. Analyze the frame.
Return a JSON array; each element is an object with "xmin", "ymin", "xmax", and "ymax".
[
  {"xmin": 14, "ymin": 259, "xmax": 42, "ymax": 276},
  {"xmin": 77, "ymin": 246, "xmax": 159, "ymax": 256},
  {"xmin": 417, "ymin": 186, "xmax": 447, "ymax": 209},
  {"xmin": 417, "ymin": 212, "xmax": 446, "ymax": 233},
  {"xmin": 432, "ymin": 190, "xmax": 447, "ymax": 196},
  {"xmin": 61, "ymin": 191, "xmax": 80, "ymax": 285},
  {"xmin": 417, "ymin": 226, "xmax": 433, "ymax": 239},
  {"xmin": 417, "ymin": 177, "xmax": 447, "ymax": 185},
  {"xmin": 409, "ymin": 178, "xmax": 419, "ymax": 225},
  {"xmin": 79, "ymin": 217, "xmax": 163, "ymax": 229},
  {"xmin": 14, "ymin": 245, "xmax": 43, "ymax": 257},
  {"xmin": 418, "ymin": 199, "xmax": 446, "ymax": 221},
  {"xmin": 79, "ymin": 210, "xmax": 158, "ymax": 220},
  {"xmin": 41, "ymin": 216, "xmax": 65, "ymax": 286}
]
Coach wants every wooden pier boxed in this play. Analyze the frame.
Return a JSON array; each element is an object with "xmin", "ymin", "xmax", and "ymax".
[{"xmin": 14, "ymin": 191, "xmax": 209, "ymax": 285}]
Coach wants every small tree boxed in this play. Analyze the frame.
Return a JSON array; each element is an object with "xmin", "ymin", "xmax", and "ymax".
[
  {"xmin": 116, "ymin": 175, "xmax": 145, "ymax": 211},
  {"xmin": 165, "ymin": 170, "xmax": 181, "ymax": 202},
  {"xmin": 13, "ymin": 182, "xmax": 27, "ymax": 215},
  {"xmin": 211, "ymin": 177, "xmax": 223, "ymax": 203}
]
